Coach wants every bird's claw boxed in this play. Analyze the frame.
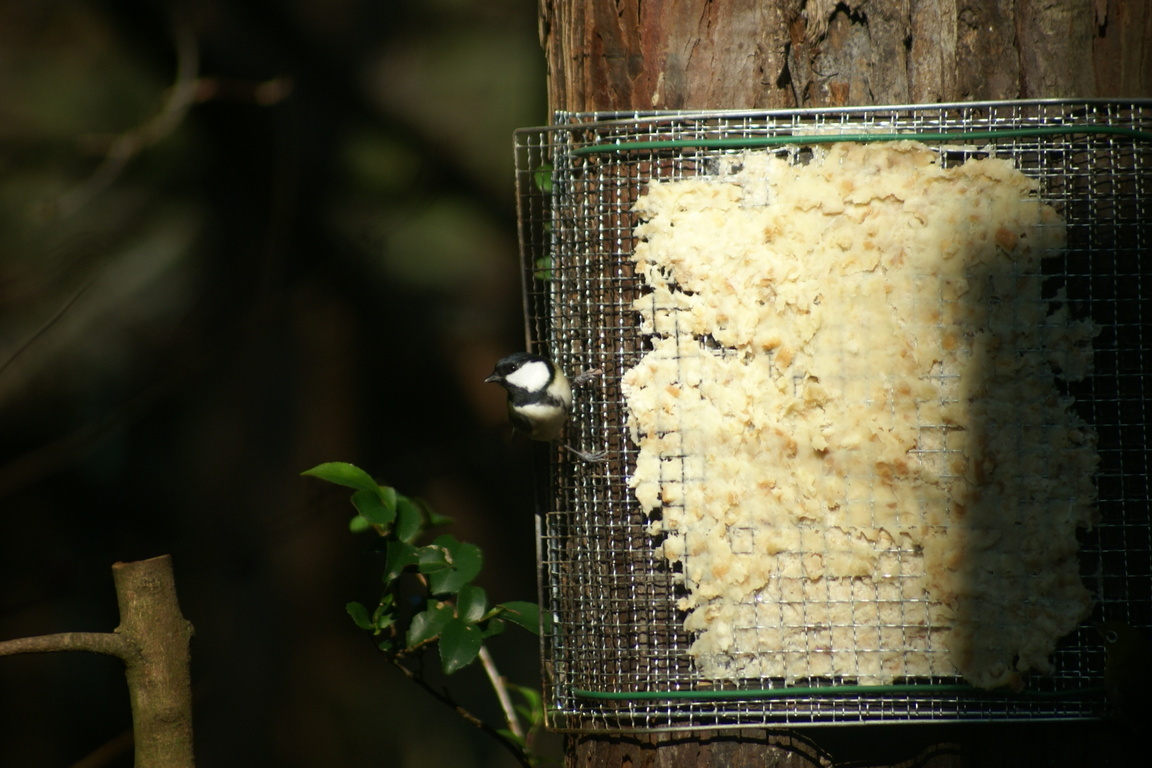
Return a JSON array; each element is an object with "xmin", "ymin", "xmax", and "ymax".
[
  {"xmin": 570, "ymin": 368, "xmax": 603, "ymax": 388},
  {"xmin": 563, "ymin": 444, "xmax": 608, "ymax": 462}
]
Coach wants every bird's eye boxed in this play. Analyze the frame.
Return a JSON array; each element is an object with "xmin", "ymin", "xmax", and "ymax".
[{"xmin": 1103, "ymin": 629, "xmax": 1118, "ymax": 644}]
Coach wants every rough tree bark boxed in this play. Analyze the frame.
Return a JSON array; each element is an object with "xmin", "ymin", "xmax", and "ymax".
[
  {"xmin": 538, "ymin": 1, "xmax": 1151, "ymax": 765},
  {"xmin": 541, "ymin": 0, "xmax": 1150, "ymax": 112}
]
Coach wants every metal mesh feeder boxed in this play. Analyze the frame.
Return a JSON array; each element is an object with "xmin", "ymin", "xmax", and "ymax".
[{"xmin": 513, "ymin": 100, "xmax": 1152, "ymax": 731}]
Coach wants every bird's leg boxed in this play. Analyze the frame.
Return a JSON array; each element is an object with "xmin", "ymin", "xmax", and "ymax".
[
  {"xmin": 562, "ymin": 443, "xmax": 608, "ymax": 462},
  {"xmin": 565, "ymin": 368, "xmax": 605, "ymax": 460},
  {"xmin": 570, "ymin": 368, "xmax": 603, "ymax": 388}
]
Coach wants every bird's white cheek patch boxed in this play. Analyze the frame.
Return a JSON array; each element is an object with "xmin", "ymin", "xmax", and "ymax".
[{"xmin": 505, "ymin": 360, "xmax": 552, "ymax": 392}]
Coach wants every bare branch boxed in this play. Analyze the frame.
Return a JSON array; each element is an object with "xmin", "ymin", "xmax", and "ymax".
[
  {"xmin": 0, "ymin": 556, "xmax": 194, "ymax": 767},
  {"xmin": 0, "ymin": 631, "xmax": 128, "ymax": 659}
]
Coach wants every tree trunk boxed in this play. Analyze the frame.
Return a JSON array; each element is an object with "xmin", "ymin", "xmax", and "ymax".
[
  {"xmin": 539, "ymin": 0, "xmax": 1151, "ymax": 765},
  {"xmin": 541, "ymin": 0, "xmax": 1151, "ymax": 112}
]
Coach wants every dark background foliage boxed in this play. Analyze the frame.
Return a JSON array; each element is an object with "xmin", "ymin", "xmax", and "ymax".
[{"xmin": 0, "ymin": 1, "xmax": 550, "ymax": 765}]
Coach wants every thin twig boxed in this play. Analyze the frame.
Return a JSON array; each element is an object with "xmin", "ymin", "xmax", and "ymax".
[
  {"xmin": 389, "ymin": 656, "xmax": 532, "ymax": 768},
  {"xmin": 0, "ymin": 279, "xmax": 95, "ymax": 380},
  {"xmin": 479, "ymin": 645, "xmax": 524, "ymax": 741},
  {"xmin": 0, "ymin": 631, "xmax": 129, "ymax": 659}
]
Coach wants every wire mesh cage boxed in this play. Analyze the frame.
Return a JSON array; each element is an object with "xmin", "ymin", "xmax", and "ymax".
[{"xmin": 513, "ymin": 100, "xmax": 1152, "ymax": 731}]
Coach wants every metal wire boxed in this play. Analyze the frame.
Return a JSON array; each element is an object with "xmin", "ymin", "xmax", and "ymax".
[{"xmin": 513, "ymin": 100, "xmax": 1152, "ymax": 731}]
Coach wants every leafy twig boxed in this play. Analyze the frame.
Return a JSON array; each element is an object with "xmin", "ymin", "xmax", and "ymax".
[{"xmin": 303, "ymin": 461, "xmax": 548, "ymax": 767}]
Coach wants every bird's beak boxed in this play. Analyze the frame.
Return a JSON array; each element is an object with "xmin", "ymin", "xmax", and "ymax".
[{"xmin": 484, "ymin": 373, "xmax": 501, "ymax": 384}]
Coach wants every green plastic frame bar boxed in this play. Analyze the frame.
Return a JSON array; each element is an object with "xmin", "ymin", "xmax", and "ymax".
[
  {"xmin": 569, "ymin": 126, "xmax": 1152, "ymax": 156},
  {"xmin": 572, "ymin": 683, "xmax": 1107, "ymax": 701}
]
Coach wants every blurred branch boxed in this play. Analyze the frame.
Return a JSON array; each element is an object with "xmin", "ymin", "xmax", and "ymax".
[
  {"xmin": 0, "ymin": 279, "xmax": 94, "ymax": 381},
  {"xmin": 0, "ymin": 404, "xmax": 128, "ymax": 500},
  {"xmin": 193, "ymin": 75, "xmax": 294, "ymax": 107},
  {"xmin": 69, "ymin": 729, "xmax": 134, "ymax": 768},
  {"xmin": 225, "ymin": 0, "xmax": 518, "ymax": 226},
  {"xmin": 0, "ymin": 343, "xmax": 196, "ymax": 501},
  {"xmin": 52, "ymin": 23, "xmax": 201, "ymax": 219}
]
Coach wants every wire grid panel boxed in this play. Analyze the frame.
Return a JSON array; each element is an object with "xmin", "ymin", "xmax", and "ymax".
[{"xmin": 513, "ymin": 101, "xmax": 1152, "ymax": 731}]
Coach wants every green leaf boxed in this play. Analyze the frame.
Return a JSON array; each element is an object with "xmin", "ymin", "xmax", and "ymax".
[
  {"xmin": 498, "ymin": 601, "xmax": 546, "ymax": 635},
  {"xmin": 481, "ymin": 618, "xmax": 506, "ymax": 640},
  {"xmin": 533, "ymin": 255, "xmax": 553, "ymax": 282},
  {"xmin": 508, "ymin": 684, "xmax": 543, "ymax": 727},
  {"xmin": 302, "ymin": 462, "xmax": 378, "ymax": 492},
  {"xmin": 407, "ymin": 601, "xmax": 453, "ymax": 647},
  {"xmin": 496, "ymin": 728, "xmax": 526, "ymax": 750},
  {"xmin": 383, "ymin": 540, "xmax": 419, "ymax": 583},
  {"xmin": 426, "ymin": 535, "xmax": 482, "ymax": 595},
  {"xmin": 394, "ymin": 496, "xmax": 423, "ymax": 543},
  {"xmin": 439, "ymin": 619, "xmax": 482, "ymax": 674},
  {"xmin": 373, "ymin": 594, "xmax": 396, "ymax": 631},
  {"xmin": 425, "ymin": 507, "xmax": 453, "ymax": 527},
  {"xmin": 456, "ymin": 585, "xmax": 488, "ymax": 623},
  {"xmin": 346, "ymin": 601, "xmax": 374, "ymax": 630},
  {"xmin": 352, "ymin": 489, "xmax": 396, "ymax": 527},
  {"xmin": 533, "ymin": 162, "xmax": 553, "ymax": 194},
  {"xmin": 348, "ymin": 514, "xmax": 372, "ymax": 533},
  {"xmin": 415, "ymin": 545, "xmax": 450, "ymax": 572}
]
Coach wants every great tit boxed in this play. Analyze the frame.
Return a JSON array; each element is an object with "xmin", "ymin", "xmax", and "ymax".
[{"xmin": 485, "ymin": 352, "xmax": 605, "ymax": 461}]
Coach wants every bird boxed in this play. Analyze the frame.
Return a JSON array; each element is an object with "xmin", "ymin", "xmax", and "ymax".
[
  {"xmin": 1097, "ymin": 621, "xmax": 1152, "ymax": 726},
  {"xmin": 485, "ymin": 352, "xmax": 605, "ymax": 461}
]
